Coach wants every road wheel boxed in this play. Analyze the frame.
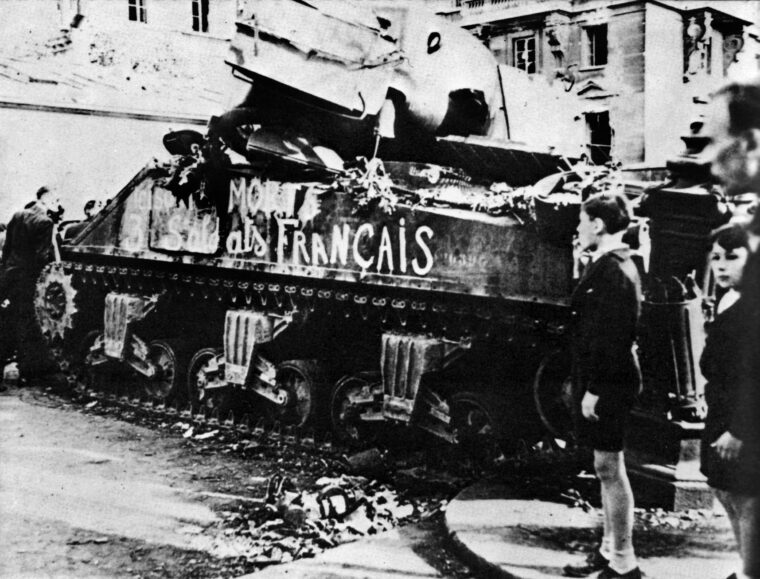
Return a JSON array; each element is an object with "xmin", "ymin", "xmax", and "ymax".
[
  {"xmin": 142, "ymin": 339, "xmax": 185, "ymax": 402},
  {"xmin": 449, "ymin": 390, "xmax": 509, "ymax": 467},
  {"xmin": 533, "ymin": 349, "xmax": 576, "ymax": 441},
  {"xmin": 266, "ymin": 360, "xmax": 325, "ymax": 429},
  {"xmin": 330, "ymin": 373, "xmax": 381, "ymax": 447},
  {"xmin": 77, "ymin": 330, "xmax": 105, "ymax": 390},
  {"xmin": 186, "ymin": 347, "xmax": 233, "ymax": 414},
  {"xmin": 67, "ymin": 329, "xmax": 119, "ymax": 396}
]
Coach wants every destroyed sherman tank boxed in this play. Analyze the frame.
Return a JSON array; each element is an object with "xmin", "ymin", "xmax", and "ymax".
[{"xmin": 34, "ymin": 0, "xmax": 716, "ymax": 457}]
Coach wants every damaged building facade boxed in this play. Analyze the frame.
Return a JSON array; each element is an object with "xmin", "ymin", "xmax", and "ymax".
[
  {"xmin": 436, "ymin": 0, "xmax": 760, "ymax": 178},
  {"xmin": 0, "ymin": 0, "xmax": 238, "ymax": 221},
  {"xmin": 3, "ymin": 0, "xmax": 758, "ymax": 220}
]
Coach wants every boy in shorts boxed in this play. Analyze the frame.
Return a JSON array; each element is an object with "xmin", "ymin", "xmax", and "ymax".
[{"xmin": 564, "ymin": 192, "xmax": 642, "ymax": 579}]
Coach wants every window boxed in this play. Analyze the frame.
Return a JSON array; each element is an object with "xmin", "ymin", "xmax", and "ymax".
[
  {"xmin": 584, "ymin": 25, "xmax": 607, "ymax": 67},
  {"xmin": 128, "ymin": 0, "xmax": 147, "ymax": 23},
  {"xmin": 513, "ymin": 36, "xmax": 536, "ymax": 74},
  {"xmin": 585, "ymin": 111, "xmax": 612, "ymax": 165},
  {"xmin": 192, "ymin": 0, "xmax": 209, "ymax": 33}
]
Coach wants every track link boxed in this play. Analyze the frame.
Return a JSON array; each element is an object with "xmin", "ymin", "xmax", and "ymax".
[
  {"xmin": 61, "ymin": 259, "xmax": 569, "ymax": 340},
  {"xmin": 69, "ymin": 380, "xmax": 346, "ymax": 458}
]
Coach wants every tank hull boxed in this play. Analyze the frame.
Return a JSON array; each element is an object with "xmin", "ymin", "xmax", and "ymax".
[
  {"xmin": 49, "ymin": 162, "xmax": 573, "ymax": 449},
  {"xmin": 65, "ymin": 166, "xmax": 573, "ymax": 306}
]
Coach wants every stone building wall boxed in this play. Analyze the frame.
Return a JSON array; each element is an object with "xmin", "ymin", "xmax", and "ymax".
[
  {"xmin": 607, "ymin": 2, "xmax": 646, "ymax": 164},
  {"xmin": 644, "ymin": 3, "xmax": 687, "ymax": 168},
  {"xmin": 452, "ymin": 0, "xmax": 759, "ymax": 172}
]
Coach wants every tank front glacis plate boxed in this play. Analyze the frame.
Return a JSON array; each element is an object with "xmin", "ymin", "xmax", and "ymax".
[{"xmin": 66, "ymin": 167, "xmax": 574, "ymax": 305}]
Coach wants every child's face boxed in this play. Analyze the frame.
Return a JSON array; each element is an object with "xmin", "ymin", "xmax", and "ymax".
[
  {"xmin": 576, "ymin": 210, "xmax": 599, "ymax": 252},
  {"xmin": 710, "ymin": 241, "xmax": 749, "ymax": 290}
]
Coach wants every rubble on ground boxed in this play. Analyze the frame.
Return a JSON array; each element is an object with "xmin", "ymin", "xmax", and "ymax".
[
  {"xmin": 22, "ymin": 386, "xmax": 734, "ymax": 573},
  {"xmin": 214, "ymin": 473, "xmax": 438, "ymax": 569}
]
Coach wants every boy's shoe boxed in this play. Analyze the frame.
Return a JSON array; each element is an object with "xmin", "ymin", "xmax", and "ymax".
[
  {"xmin": 596, "ymin": 566, "xmax": 642, "ymax": 579},
  {"xmin": 563, "ymin": 550, "xmax": 609, "ymax": 577}
]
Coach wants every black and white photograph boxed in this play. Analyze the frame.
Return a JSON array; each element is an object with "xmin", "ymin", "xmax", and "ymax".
[{"xmin": 1, "ymin": 1, "xmax": 759, "ymax": 578}]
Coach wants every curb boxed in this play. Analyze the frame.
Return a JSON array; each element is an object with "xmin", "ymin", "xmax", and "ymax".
[
  {"xmin": 443, "ymin": 478, "xmax": 739, "ymax": 579},
  {"xmin": 443, "ymin": 480, "xmax": 601, "ymax": 579},
  {"xmin": 446, "ymin": 522, "xmax": 513, "ymax": 579}
]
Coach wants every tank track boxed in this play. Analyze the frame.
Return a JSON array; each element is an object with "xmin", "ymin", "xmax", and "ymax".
[
  {"xmin": 63, "ymin": 379, "xmax": 347, "ymax": 458},
  {"xmin": 51, "ymin": 349, "xmax": 511, "ymax": 469},
  {"xmin": 48, "ymin": 258, "xmax": 570, "ymax": 454},
  {"xmin": 60, "ymin": 259, "xmax": 569, "ymax": 339}
]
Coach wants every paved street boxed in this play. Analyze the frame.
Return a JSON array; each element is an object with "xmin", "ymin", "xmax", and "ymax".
[
  {"xmin": 242, "ymin": 527, "xmax": 444, "ymax": 579},
  {"xmin": 0, "ymin": 387, "xmax": 473, "ymax": 578},
  {"xmin": 1, "ymin": 389, "xmax": 238, "ymax": 577},
  {"xmin": 446, "ymin": 480, "xmax": 738, "ymax": 579}
]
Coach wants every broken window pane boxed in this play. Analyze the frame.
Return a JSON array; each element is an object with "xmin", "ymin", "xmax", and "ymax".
[{"xmin": 513, "ymin": 35, "xmax": 536, "ymax": 74}]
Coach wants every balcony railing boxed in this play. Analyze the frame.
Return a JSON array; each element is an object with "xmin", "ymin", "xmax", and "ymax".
[
  {"xmin": 450, "ymin": 0, "xmax": 566, "ymax": 15},
  {"xmin": 460, "ymin": 0, "xmax": 555, "ymax": 10}
]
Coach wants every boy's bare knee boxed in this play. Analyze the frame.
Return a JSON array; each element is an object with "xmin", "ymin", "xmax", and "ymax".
[
  {"xmin": 594, "ymin": 461, "xmax": 617, "ymax": 482},
  {"xmin": 594, "ymin": 451, "xmax": 624, "ymax": 482}
]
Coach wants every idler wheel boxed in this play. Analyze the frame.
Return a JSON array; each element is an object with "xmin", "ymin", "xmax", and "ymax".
[
  {"xmin": 533, "ymin": 349, "xmax": 576, "ymax": 441},
  {"xmin": 142, "ymin": 339, "xmax": 183, "ymax": 402},
  {"xmin": 187, "ymin": 347, "xmax": 232, "ymax": 415},
  {"xmin": 267, "ymin": 360, "xmax": 325, "ymax": 429},
  {"xmin": 329, "ymin": 373, "xmax": 381, "ymax": 447}
]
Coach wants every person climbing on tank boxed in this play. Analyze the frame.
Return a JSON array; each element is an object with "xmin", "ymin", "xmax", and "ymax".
[
  {"xmin": 0, "ymin": 186, "xmax": 63, "ymax": 387},
  {"xmin": 563, "ymin": 192, "xmax": 642, "ymax": 579},
  {"xmin": 700, "ymin": 77, "xmax": 760, "ymax": 579},
  {"xmin": 61, "ymin": 198, "xmax": 103, "ymax": 242}
]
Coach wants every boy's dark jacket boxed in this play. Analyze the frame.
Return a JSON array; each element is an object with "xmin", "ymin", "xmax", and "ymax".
[
  {"xmin": 734, "ymin": 249, "xmax": 760, "ymax": 454},
  {"xmin": 571, "ymin": 247, "xmax": 642, "ymax": 400},
  {"xmin": 700, "ymin": 247, "xmax": 760, "ymax": 495}
]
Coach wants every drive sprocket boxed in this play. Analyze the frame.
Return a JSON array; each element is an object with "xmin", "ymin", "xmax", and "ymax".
[{"xmin": 35, "ymin": 262, "xmax": 78, "ymax": 340}]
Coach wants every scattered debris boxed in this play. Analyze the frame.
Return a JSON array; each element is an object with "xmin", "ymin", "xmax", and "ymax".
[
  {"xmin": 176, "ymin": 525, "xmax": 205, "ymax": 536},
  {"xmin": 194, "ymin": 429, "xmax": 219, "ymax": 441},
  {"xmin": 215, "ymin": 472, "xmax": 434, "ymax": 569},
  {"xmin": 317, "ymin": 485, "xmax": 360, "ymax": 520},
  {"xmin": 345, "ymin": 448, "xmax": 386, "ymax": 475},
  {"xmin": 395, "ymin": 466, "xmax": 468, "ymax": 492},
  {"xmin": 66, "ymin": 536, "xmax": 111, "ymax": 545},
  {"xmin": 559, "ymin": 488, "xmax": 593, "ymax": 512},
  {"xmin": 636, "ymin": 507, "xmax": 722, "ymax": 531}
]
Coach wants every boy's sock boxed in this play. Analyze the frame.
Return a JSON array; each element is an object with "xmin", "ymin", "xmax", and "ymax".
[
  {"xmin": 609, "ymin": 547, "xmax": 637, "ymax": 575},
  {"xmin": 600, "ymin": 536, "xmax": 612, "ymax": 560}
]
